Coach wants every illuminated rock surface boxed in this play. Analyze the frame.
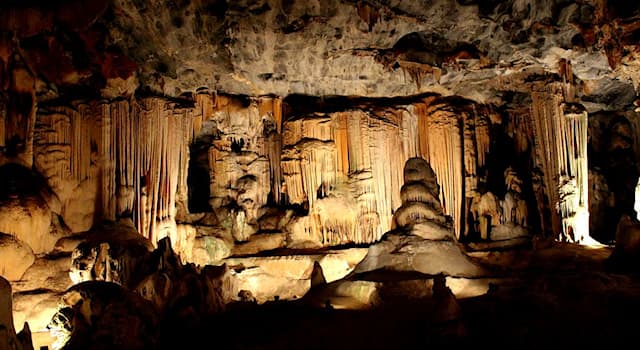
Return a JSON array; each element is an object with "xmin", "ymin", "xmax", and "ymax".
[
  {"xmin": 2, "ymin": 0, "xmax": 640, "ymax": 348},
  {"xmin": 354, "ymin": 157, "xmax": 485, "ymax": 277}
]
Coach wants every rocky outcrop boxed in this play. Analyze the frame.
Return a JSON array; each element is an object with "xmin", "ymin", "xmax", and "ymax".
[
  {"xmin": 0, "ymin": 276, "xmax": 33, "ymax": 350},
  {"xmin": 0, "ymin": 234, "xmax": 35, "ymax": 282},
  {"xmin": 607, "ymin": 214, "xmax": 640, "ymax": 270},
  {"xmin": 67, "ymin": 220, "xmax": 154, "ymax": 288},
  {"xmin": 0, "ymin": 163, "xmax": 66, "ymax": 255},
  {"xmin": 49, "ymin": 281, "xmax": 159, "ymax": 350}
]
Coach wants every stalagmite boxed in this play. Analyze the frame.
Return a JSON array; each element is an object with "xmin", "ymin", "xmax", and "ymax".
[{"xmin": 531, "ymin": 87, "xmax": 589, "ymax": 242}]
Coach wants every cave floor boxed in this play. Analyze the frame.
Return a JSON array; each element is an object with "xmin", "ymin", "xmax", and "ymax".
[{"xmin": 162, "ymin": 241, "xmax": 640, "ymax": 349}]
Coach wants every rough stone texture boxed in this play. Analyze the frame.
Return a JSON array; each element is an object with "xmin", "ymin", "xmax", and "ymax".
[
  {"xmin": 0, "ymin": 276, "xmax": 34, "ymax": 350},
  {"xmin": 0, "ymin": 0, "xmax": 636, "ymax": 116},
  {"xmin": 607, "ymin": 214, "xmax": 640, "ymax": 270},
  {"xmin": 12, "ymin": 291, "xmax": 61, "ymax": 334},
  {"xmin": 354, "ymin": 157, "xmax": 485, "ymax": 277},
  {"xmin": 190, "ymin": 235, "xmax": 233, "ymax": 266},
  {"xmin": 52, "ymin": 281, "xmax": 159, "ymax": 350},
  {"xmin": 68, "ymin": 220, "xmax": 154, "ymax": 288},
  {"xmin": 10, "ymin": 254, "xmax": 72, "ymax": 333},
  {"xmin": 0, "ymin": 163, "xmax": 65, "ymax": 255},
  {"xmin": 225, "ymin": 248, "xmax": 368, "ymax": 303},
  {"xmin": 353, "ymin": 235, "xmax": 485, "ymax": 277},
  {"xmin": 0, "ymin": 234, "xmax": 35, "ymax": 282},
  {"xmin": 96, "ymin": 0, "xmax": 636, "ymax": 112}
]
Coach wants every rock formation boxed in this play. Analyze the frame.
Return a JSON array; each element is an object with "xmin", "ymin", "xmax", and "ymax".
[
  {"xmin": 353, "ymin": 157, "xmax": 485, "ymax": 277},
  {"xmin": 1, "ymin": 0, "xmax": 640, "ymax": 347},
  {"xmin": 0, "ymin": 276, "xmax": 33, "ymax": 350}
]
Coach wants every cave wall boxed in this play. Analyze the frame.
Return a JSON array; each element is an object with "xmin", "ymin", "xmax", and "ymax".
[
  {"xmin": 0, "ymin": 0, "xmax": 638, "ymax": 259},
  {"xmin": 13, "ymin": 91, "xmax": 549, "ymax": 252}
]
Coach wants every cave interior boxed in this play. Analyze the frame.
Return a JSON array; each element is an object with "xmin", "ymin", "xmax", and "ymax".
[{"xmin": 2, "ymin": 0, "xmax": 640, "ymax": 349}]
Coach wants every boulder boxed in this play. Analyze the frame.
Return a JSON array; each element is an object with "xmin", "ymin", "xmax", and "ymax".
[
  {"xmin": 49, "ymin": 281, "xmax": 159, "ymax": 350},
  {"xmin": 0, "ymin": 163, "xmax": 63, "ymax": 255},
  {"xmin": 607, "ymin": 214, "xmax": 640, "ymax": 270},
  {"xmin": 68, "ymin": 220, "xmax": 153, "ymax": 288},
  {"xmin": 0, "ymin": 234, "xmax": 35, "ymax": 281}
]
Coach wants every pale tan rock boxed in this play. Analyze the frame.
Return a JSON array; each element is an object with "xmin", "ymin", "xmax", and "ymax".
[
  {"xmin": 12, "ymin": 255, "xmax": 71, "ymax": 294},
  {"xmin": 225, "ymin": 248, "xmax": 368, "ymax": 304},
  {"xmin": 191, "ymin": 235, "xmax": 233, "ymax": 266},
  {"xmin": 68, "ymin": 220, "xmax": 153, "ymax": 288},
  {"xmin": 0, "ymin": 234, "xmax": 35, "ymax": 281},
  {"xmin": 233, "ymin": 271, "xmax": 309, "ymax": 304},
  {"xmin": 232, "ymin": 233, "xmax": 286, "ymax": 256},
  {"xmin": 354, "ymin": 234, "xmax": 485, "ymax": 277},
  {"xmin": 0, "ymin": 197, "xmax": 57, "ymax": 255},
  {"xmin": 305, "ymin": 280, "xmax": 380, "ymax": 310},
  {"xmin": 316, "ymin": 249, "xmax": 369, "ymax": 283},
  {"xmin": 12, "ymin": 291, "xmax": 61, "ymax": 333},
  {"xmin": 155, "ymin": 223, "xmax": 196, "ymax": 263}
]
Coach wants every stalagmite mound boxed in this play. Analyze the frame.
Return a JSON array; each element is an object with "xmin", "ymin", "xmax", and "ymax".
[
  {"xmin": 0, "ymin": 233, "xmax": 35, "ymax": 281},
  {"xmin": 353, "ymin": 157, "xmax": 486, "ymax": 277},
  {"xmin": 0, "ymin": 163, "xmax": 66, "ymax": 255}
]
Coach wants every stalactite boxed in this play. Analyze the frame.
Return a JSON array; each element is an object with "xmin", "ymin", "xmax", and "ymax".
[
  {"xmin": 531, "ymin": 89, "xmax": 564, "ymax": 236},
  {"xmin": 347, "ymin": 111, "xmax": 371, "ymax": 172},
  {"xmin": 258, "ymin": 97, "xmax": 284, "ymax": 203},
  {"xmin": 474, "ymin": 113, "xmax": 490, "ymax": 171},
  {"xmin": 400, "ymin": 109, "xmax": 419, "ymax": 158},
  {"xmin": 194, "ymin": 90, "xmax": 214, "ymax": 137},
  {"xmin": 369, "ymin": 116, "xmax": 406, "ymax": 237},
  {"xmin": 507, "ymin": 107, "xmax": 534, "ymax": 157},
  {"xmin": 413, "ymin": 100, "xmax": 464, "ymax": 238},
  {"xmin": 98, "ymin": 101, "xmax": 116, "ymax": 220},
  {"xmin": 398, "ymin": 61, "xmax": 441, "ymax": 88},
  {"xmin": 333, "ymin": 112, "xmax": 350, "ymax": 177},
  {"xmin": 463, "ymin": 111, "xmax": 477, "ymax": 194},
  {"xmin": 115, "ymin": 99, "xmax": 135, "ymax": 217},
  {"xmin": 34, "ymin": 106, "xmax": 73, "ymax": 192},
  {"xmin": 559, "ymin": 58, "xmax": 576, "ymax": 103},
  {"xmin": 531, "ymin": 87, "xmax": 589, "ymax": 242},
  {"xmin": 356, "ymin": 1, "xmax": 380, "ymax": 32},
  {"xmin": 263, "ymin": 132, "xmax": 280, "ymax": 204},
  {"xmin": 6, "ymin": 52, "xmax": 36, "ymax": 167}
]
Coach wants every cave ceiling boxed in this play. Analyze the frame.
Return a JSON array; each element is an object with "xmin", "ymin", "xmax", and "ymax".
[{"xmin": 0, "ymin": 0, "xmax": 639, "ymax": 112}]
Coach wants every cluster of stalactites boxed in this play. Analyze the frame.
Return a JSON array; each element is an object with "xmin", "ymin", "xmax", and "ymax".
[
  {"xmin": 281, "ymin": 97, "xmax": 497, "ymax": 244},
  {"xmin": 409, "ymin": 99, "xmax": 464, "ymax": 238},
  {"xmin": 34, "ymin": 97, "xmax": 196, "ymax": 244},
  {"xmin": 282, "ymin": 110, "xmax": 408, "ymax": 244},
  {"xmin": 531, "ymin": 85, "xmax": 589, "ymax": 242},
  {"xmin": 202, "ymin": 92, "xmax": 283, "ymax": 214}
]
